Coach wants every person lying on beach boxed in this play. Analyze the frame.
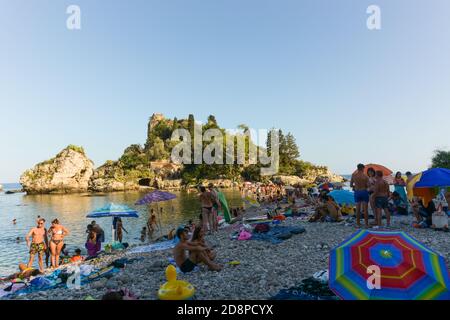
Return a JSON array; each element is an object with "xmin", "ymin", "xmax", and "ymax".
[
  {"xmin": 154, "ymin": 229, "xmax": 177, "ymax": 242},
  {"xmin": 173, "ymin": 227, "xmax": 222, "ymax": 273},
  {"xmin": 190, "ymin": 226, "xmax": 216, "ymax": 261},
  {"xmin": 1, "ymin": 263, "xmax": 41, "ymax": 281}
]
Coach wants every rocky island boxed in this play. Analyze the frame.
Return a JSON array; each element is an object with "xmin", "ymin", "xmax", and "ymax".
[{"xmin": 20, "ymin": 114, "xmax": 343, "ymax": 194}]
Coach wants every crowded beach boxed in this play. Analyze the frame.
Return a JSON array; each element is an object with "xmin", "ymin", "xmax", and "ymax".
[{"xmin": 1, "ymin": 164, "xmax": 449, "ymax": 300}]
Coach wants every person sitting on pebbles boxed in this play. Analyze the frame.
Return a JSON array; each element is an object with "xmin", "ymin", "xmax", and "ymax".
[
  {"xmin": 173, "ymin": 227, "xmax": 222, "ymax": 273},
  {"xmin": 309, "ymin": 195, "xmax": 343, "ymax": 222},
  {"xmin": 190, "ymin": 225, "xmax": 216, "ymax": 261}
]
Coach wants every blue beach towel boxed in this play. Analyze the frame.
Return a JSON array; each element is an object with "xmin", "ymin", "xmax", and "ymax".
[
  {"xmin": 127, "ymin": 239, "xmax": 177, "ymax": 255},
  {"xmin": 241, "ymin": 225, "xmax": 306, "ymax": 244}
]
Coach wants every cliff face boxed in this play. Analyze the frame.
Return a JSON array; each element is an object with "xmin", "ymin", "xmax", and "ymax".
[{"xmin": 20, "ymin": 146, "xmax": 94, "ymax": 194}]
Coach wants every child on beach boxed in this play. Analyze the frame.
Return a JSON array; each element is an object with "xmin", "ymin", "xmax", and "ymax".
[{"xmin": 70, "ymin": 249, "xmax": 84, "ymax": 263}]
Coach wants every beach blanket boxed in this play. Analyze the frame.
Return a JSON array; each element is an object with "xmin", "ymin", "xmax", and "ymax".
[
  {"xmin": 9, "ymin": 265, "xmax": 120, "ymax": 297},
  {"xmin": 271, "ymin": 278, "xmax": 338, "ymax": 300},
  {"xmin": 244, "ymin": 225, "xmax": 306, "ymax": 244},
  {"xmin": 0, "ymin": 282, "xmax": 27, "ymax": 298},
  {"xmin": 127, "ymin": 239, "xmax": 177, "ymax": 255}
]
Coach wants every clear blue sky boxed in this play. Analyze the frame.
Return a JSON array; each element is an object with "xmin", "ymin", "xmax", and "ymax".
[{"xmin": 1, "ymin": 0, "xmax": 450, "ymax": 182}]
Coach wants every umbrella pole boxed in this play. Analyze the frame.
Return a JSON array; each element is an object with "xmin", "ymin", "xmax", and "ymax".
[
  {"xmin": 157, "ymin": 203, "xmax": 163, "ymax": 236},
  {"xmin": 111, "ymin": 217, "xmax": 115, "ymax": 243}
]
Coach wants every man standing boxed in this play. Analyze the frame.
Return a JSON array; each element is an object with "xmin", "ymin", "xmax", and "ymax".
[
  {"xmin": 373, "ymin": 170, "xmax": 391, "ymax": 228},
  {"xmin": 25, "ymin": 218, "xmax": 47, "ymax": 272},
  {"xmin": 350, "ymin": 164, "xmax": 370, "ymax": 228}
]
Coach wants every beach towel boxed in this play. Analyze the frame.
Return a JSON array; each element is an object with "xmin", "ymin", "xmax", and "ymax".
[
  {"xmin": 270, "ymin": 278, "xmax": 338, "ymax": 300},
  {"xmin": 248, "ymin": 226, "xmax": 306, "ymax": 244},
  {"xmin": 127, "ymin": 239, "xmax": 177, "ymax": 255},
  {"xmin": 0, "ymin": 282, "xmax": 27, "ymax": 298}
]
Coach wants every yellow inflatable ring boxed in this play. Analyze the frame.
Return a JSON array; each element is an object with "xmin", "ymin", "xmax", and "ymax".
[{"xmin": 158, "ymin": 265, "xmax": 195, "ymax": 300}]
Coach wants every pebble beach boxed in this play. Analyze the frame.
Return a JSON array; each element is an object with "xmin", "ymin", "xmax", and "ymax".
[{"xmin": 3, "ymin": 214, "xmax": 449, "ymax": 301}]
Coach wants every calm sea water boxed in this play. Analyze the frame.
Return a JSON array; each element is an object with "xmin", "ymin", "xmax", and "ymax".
[{"xmin": 0, "ymin": 184, "xmax": 244, "ymax": 277}]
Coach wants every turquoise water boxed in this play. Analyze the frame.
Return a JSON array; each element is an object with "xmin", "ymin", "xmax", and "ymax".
[{"xmin": 0, "ymin": 186, "xmax": 244, "ymax": 277}]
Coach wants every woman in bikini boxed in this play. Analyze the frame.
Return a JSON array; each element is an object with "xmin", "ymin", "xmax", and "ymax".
[{"xmin": 48, "ymin": 219, "xmax": 70, "ymax": 268}]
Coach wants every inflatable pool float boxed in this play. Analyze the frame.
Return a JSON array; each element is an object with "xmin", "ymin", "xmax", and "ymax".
[{"xmin": 158, "ymin": 265, "xmax": 195, "ymax": 300}]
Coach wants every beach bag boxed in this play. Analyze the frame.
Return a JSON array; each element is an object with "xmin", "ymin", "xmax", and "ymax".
[
  {"xmin": 254, "ymin": 223, "xmax": 270, "ymax": 233},
  {"xmin": 432, "ymin": 205, "xmax": 448, "ymax": 229},
  {"xmin": 30, "ymin": 277, "xmax": 53, "ymax": 289}
]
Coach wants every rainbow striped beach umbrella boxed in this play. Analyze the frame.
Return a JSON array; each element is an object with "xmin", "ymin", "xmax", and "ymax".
[{"xmin": 329, "ymin": 230, "xmax": 450, "ymax": 300}]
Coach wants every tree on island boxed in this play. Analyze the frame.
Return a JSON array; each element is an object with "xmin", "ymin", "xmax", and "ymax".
[
  {"xmin": 148, "ymin": 137, "xmax": 169, "ymax": 161},
  {"xmin": 431, "ymin": 149, "xmax": 450, "ymax": 169}
]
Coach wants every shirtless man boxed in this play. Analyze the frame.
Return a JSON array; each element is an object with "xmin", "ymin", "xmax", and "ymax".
[
  {"xmin": 25, "ymin": 218, "xmax": 47, "ymax": 272},
  {"xmin": 350, "ymin": 164, "xmax": 370, "ymax": 228},
  {"xmin": 173, "ymin": 227, "xmax": 221, "ymax": 273},
  {"xmin": 373, "ymin": 170, "xmax": 391, "ymax": 228},
  {"xmin": 199, "ymin": 186, "xmax": 215, "ymax": 234}
]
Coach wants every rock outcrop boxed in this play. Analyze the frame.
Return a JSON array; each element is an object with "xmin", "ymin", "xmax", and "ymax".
[
  {"xmin": 272, "ymin": 175, "xmax": 310, "ymax": 186},
  {"xmin": 272, "ymin": 169, "xmax": 344, "ymax": 186},
  {"xmin": 20, "ymin": 146, "xmax": 94, "ymax": 194},
  {"xmin": 88, "ymin": 161, "xmax": 140, "ymax": 192}
]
